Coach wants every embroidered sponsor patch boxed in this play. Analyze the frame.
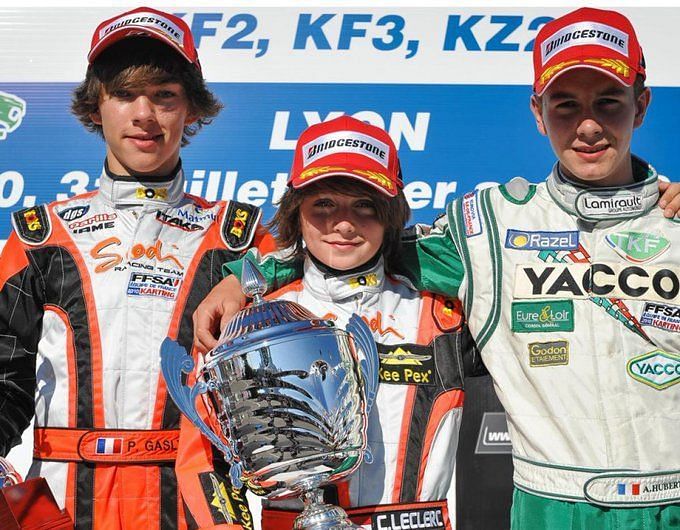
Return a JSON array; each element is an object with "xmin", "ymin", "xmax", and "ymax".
[
  {"xmin": 627, "ymin": 350, "xmax": 680, "ymax": 390},
  {"xmin": 69, "ymin": 213, "xmax": 117, "ymax": 234},
  {"xmin": 156, "ymin": 210, "xmax": 203, "ymax": 231},
  {"xmin": 95, "ymin": 437, "xmax": 123, "ymax": 455},
  {"xmin": 198, "ymin": 472, "xmax": 253, "ymax": 529},
  {"xmin": 127, "ymin": 272, "xmax": 181, "ymax": 300},
  {"xmin": 461, "ymin": 191, "xmax": 482, "ymax": 237},
  {"xmin": 348, "ymin": 273, "xmax": 378, "ymax": 288},
  {"xmin": 605, "ymin": 231, "xmax": 670, "ymax": 263},
  {"xmin": 528, "ymin": 340, "xmax": 569, "ymax": 367},
  {"xmin": 378, "ymin": 343, "xmax": 435, "ymax": 385},
  {"xmin": 222, "ymin": 201, "xmax": 260, "ymax": 252},
  {"xmin": 371, "ymin": 506, "xmax": 446, "ymax": 530},
  {"xmin": 640, "ymin": 302, "xmax": 680, "ymax": 332},
  {"xmin": 303, "ymin": 130, "xmax": 389, "ymax": 168},
  {"xmin": 514, "ymin": 263, "xmax": 680, "ymax": 305},
  {"xmin": 58, "ymin": 205, "xmax": 89, "ymax": 221},
  {"xmin": 12, "ymin": 205, "xmax": 51, "ymax": 245},
  {"xmin": 512, "ymin": 300, "xmax": 574, "ymax": 333},
  {"xmin": 505, "ymin": 229, "xmax": 579, "ymax": 251},
  {"xmin": 575, "ymin": 192, "xmax": 644, "ymax": 219},
  {"xmin": 541, "ymin": 21, "xmax": 629, "ymax": 65}
]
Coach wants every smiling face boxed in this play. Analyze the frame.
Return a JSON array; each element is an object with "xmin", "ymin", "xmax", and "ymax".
[
  {"xmin": 91, "ymin": 82, "xmax": 195, "ymax": 177},
  {"xmin": 299, "ymin": 190, "xmax": 386, "ymax": 271},
  {"xmin": 530, "ymin": 68, "xmax": 650, "ymax": 187}
]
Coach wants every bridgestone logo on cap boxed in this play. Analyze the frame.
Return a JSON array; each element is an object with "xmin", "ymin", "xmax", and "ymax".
[
  {"xmin": 303, "ymin": 131, "xmax": 389, "ymax": 169},
  {"xmin": 100, "ymin": 12, "xmax": 184, "ymax": 46},
  {"xmin": 541, "ymin": 22, "xmax": 629, "ymax": 65}
]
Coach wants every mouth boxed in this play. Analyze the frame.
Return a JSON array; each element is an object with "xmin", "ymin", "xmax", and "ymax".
[
  {"xmin": 126, "ymin": 132, "xmax": 163, "ymax": 149},
  {"xmin": 325, "ymin": 240, "xmax": 362, "ymax": 249},
  {"xmin": 572, "ymin": 144, "xmax": 610, "ymax": 160}
]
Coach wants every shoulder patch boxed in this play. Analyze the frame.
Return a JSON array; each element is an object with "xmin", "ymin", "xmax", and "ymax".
[
  {"xmin": 12, "ymin": 205, "xmax": 51, "ymax": 246},
  {"xmin": 432, "ymin": 294, "xmax": 464, "ymax": 332},
  {"xmin": 221, "ymin": 201, "xmax": 262, "ymax": 252}
]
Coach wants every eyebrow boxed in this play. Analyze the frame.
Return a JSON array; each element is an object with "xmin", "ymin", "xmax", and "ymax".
[{"xmin": 549, "ymin": 87, "xmax": 627, "ymax": 100}]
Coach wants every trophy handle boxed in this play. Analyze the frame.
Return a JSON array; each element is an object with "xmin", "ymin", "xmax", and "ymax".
[
  {"xmin": 160, "ymin": 338, "xmax": 244, "ymax": 487},
  {"xmin": 346, "ymin": 315, "xmax": 379, "ymax": 417},
  {"xmin": 0, "ymin": 456, "xmax": 22, "ymax": 488}
]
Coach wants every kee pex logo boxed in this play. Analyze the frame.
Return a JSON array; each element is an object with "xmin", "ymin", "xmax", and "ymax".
[
  {"xmin": 627, "ymin": 350, "xmax": 680, "ymax": 390},
  {"xmin": 0, "ymin": 91, "xmax": 26, "ymax": 140}
]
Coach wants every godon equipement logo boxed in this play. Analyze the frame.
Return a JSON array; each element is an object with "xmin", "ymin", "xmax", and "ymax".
[
  {"xmin": 505, "ymin": 229, "xmax": 578, "ymax": 251},
  {"xmin": 627, "ymin": 350, "xmax": 680, "ymax": 390},
  {"xmin": 605, "ymin": 231, "xmax": 670, "ymax": 263},
  {"xmin": 528, "ymin": 340, "xmax": 569, "ymax": 367},
  {"xmin": 0, "ymin": 91, "xmax": 26, "ymax": 140}
]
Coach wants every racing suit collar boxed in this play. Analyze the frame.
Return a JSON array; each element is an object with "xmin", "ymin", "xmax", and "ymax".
[
  {"xmin": 302, "ymin": 254, "xmax": 386, "ymax": 302},
  {"xmin": 546, "ymin": 155, "xmax": 659, "ymax": 222},
  {"xmin": 98, "ymin": 160, "xmax": 185, "ymax": 208}
]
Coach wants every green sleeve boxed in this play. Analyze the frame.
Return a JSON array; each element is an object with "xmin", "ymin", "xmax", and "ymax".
[
  {"xmin": 222, "ymin": 249, "xmax": 303, "ymax": 293},
  {"xmin": 398, "ymin": 212, "xmax": 465, "ymax": 297}
]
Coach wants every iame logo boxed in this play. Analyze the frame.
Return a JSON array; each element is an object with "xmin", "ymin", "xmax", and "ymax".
[
  {"xmin": 627, "ymin": 350, "xmax": 680, "ymax": 390},
  {"xmin": 0, "ymin": 91, "xmax": 27, "ymax": 140}
]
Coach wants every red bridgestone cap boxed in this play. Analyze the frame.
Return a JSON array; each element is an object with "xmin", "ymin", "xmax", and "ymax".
[
  {"xmin": 289, "ymin": 116, "xmax": 403, "ymax": 197},
  {"xmin": 88, "ymin": 6, "xmax": 201, "ymax": 71},
  {"xmin": 533, "ymin": 7, "xmax": 645, "ymax": 95}
]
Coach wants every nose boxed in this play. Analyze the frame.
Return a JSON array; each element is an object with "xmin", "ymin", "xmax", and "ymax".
[
  {"xmin": 131, "ymin": 95, "xmax": 155, "ymax": 123},
  {"xmin": 333, "ymin": 217, "xmax": 356, "ymax": 237},
  {"xmin": 576, "ymin": 116, "xmax": 604, "ymax": 143}
]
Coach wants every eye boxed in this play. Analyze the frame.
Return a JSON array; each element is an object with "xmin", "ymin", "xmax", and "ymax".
[
  {"xmin": 355, "ymin": 199, "xmax": 377, "ymax": 210},
  {"xmin": 157, "ymin": 89, "xmax": 179, "ymax": 99},
  {"xmin": 555, "ymin": 100, "xmax": 578, "ymax": 110},
  {"xmin": 313, "ymin": 198, "xmax": 334, "ymax": 209},
  {"xmin": 111, "ymin": 89, "xmax": 133, "ymax": 99}
]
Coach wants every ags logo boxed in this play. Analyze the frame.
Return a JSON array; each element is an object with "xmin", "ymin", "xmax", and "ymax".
[
  {"xmin": 229, "ymin": 208, "xmax": 249, "ymax": 238},
  {"xmin": 23, "ymin": 209, "xmax": 42, "ymax": 231}
]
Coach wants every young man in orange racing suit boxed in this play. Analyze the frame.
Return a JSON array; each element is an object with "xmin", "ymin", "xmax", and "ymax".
[{"xmin": 0, "ymin": 7, "xmax": 275, "ymax": 529}]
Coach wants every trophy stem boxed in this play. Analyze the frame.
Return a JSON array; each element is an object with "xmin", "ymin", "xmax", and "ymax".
[{"xmin": 292, "ymin": 488, "xmax": 361, "ymax": 530}]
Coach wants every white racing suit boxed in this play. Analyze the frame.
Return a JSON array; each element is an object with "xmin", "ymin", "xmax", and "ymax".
[
  {"xmin": 254, "ymin": 256, "xmax": 481, "ymax": 530},
  {"xmin": 0, "ymin": 166, "xmax": 274, "ymax": 529}
]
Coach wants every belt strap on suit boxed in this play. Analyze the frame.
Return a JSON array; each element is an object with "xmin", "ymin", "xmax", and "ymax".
[
  {"xmin": 33, "ymin": 427, "xmax": 180, "ymax": 464},
  {"xmin": 262, "ymin": 499, "xmax": 450, "ymax": 530}
]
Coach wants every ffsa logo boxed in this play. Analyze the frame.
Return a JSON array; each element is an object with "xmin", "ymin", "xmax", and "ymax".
[{"xmin": 0, "ymin": 91, "xmax": 26, "ymax": 140}]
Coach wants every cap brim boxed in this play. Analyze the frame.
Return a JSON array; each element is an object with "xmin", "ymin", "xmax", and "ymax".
[
  {"xmin": 291, "ymin": 169, "xmax": 398, "ymax": 197},
  {"xmin": 535, "ymin": 60, "xmax": 634, "ymax": 95}
]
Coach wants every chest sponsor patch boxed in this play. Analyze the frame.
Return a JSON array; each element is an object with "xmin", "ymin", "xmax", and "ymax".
[
  {"xmin": 627, "ymin": 350, "xmax": 680, "ymax": 390},
  {"xmin": 505, "ymin": 229, "xmax": 578, "ymax": 251},
  {"xmin": 371, "ymin": 506, "xmax": 445, "ymax": 530},
  {"xmin": 528, "ymin": 340, "xmax": 569, "ymax": 367},
  {"xmin": 127, "ymin": 272, "xmax": 182, "ymax": 300},
  {"xmin": 156, "ymin": 210, "xmax": 203, "ymax": 231},
  {"xmin": 640, "ymin": 302, "xmax": 680, "ymax": 332},
  {"xmin": 378, "ymin": 343, "xmax": 435, "ymax": 386},
  {"xmin": 69, "ymin": 213, "xmax": 117, "ymax": 234},
  {"xmin": 605, "ymin": 231, "xmax": 670, "ymax": 263},
  {"xmin": 461, "ymin": 191, "xmax": 482, "ymax": 237},
  {"xmin": 58, "ymin": 205, "xmax": 89, "ymax": 221},
  {"xmin": 511, "ymin": 300, "xmax": 574, "ymax": 333},
  {"xmin": 514, "ymin": 262, "xmax": 680, "ymax": 305}
]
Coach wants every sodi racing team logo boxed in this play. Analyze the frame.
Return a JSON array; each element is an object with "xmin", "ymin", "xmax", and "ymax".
[{"xmin": 0, "ymin": 91, "xmax": 27, "ymax": 140}]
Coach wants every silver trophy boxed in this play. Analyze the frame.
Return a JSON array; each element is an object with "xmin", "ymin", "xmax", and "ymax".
[{"xmin": 161, "ymin": 260, "xmax": 379, "ymax": 530}]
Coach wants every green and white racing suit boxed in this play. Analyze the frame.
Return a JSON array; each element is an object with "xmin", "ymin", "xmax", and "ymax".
[{"xmin": 225, "ymin": 157, "xmax": 680, "ymax": 529}]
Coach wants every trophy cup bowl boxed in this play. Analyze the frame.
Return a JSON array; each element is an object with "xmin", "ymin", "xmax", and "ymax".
[{"xmin": 161, "ymin": 259, "xmax": 379, "ymax": 530}]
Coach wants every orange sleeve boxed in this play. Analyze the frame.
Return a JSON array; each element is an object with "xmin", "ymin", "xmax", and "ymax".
[{"xmin": 251, "ymin": 225, "xmax": 277, "ymax": 256}]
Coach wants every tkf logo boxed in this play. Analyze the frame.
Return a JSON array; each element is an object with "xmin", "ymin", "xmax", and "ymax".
[
  {"xmin": 605, "ymin": 231, "xmax": 670, "ymax": 263},
  {"xmin": 505, "ymin": 230, "xmax": 578, "ymax": 251},
  {"xmin": 627, "ymin": 350, "xmax": 680, "ymax": 390},
  {"xmin": 0, "ymin": 91, "xmax": 26, "ymax": 140},
  {"xmin": 511, "ymin": 300, "xmax": 574, "ymax": 333}
]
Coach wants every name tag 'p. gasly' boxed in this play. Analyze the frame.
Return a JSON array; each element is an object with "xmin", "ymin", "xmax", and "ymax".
[{"xmin": 514, "ymin": 262, "xmax": 680, "ymax": 304}]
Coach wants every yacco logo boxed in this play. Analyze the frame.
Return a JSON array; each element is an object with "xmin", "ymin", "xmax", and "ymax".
[
  {"xmin": 302, "ymin": 131, "xmax": 389, "ymax": 168},
  {"xmin": 0, "ymin": 91, "xmax": 27, "ymax": 140},
  {"xmin": 505, "ymin": 230, "xmax": 578, "ymax": 251},
  {"xmin": 58, "ymin": 205, "xmax": 90, "ymax": 222},
  {"xmin": 627, "ymin": 350, "xmax": 680, "ymax": 390},
  {"xmin": 605, "ymin": 231, "xmax": 670, "ymax": 264}
]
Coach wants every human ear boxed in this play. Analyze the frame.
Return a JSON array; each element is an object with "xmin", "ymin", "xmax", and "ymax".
[
  {"xmin": 633, "ymin": 87, "xmax": 651, "ymax": 129},
  {"xmin": 90, "ymin": 109, "xmax": 102, "ymax": 126},
  {"xmin": 530, "ymin": 95, "xmax": 547, "ymax": 136}
]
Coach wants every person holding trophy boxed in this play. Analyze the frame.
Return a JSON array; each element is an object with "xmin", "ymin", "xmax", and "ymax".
[
  {"xmin": 0, "ymin": 6, "xmax": 275, "ymax": 529},
  {"xmin": 216, "ymin": 115, "xmax": 482, "ymax": 530}
]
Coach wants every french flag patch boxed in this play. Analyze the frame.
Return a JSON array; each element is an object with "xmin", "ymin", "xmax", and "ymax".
[
  {"xmin": 617, "ymin": 483, "xmax": 640, "ymax": 496},
  {"xmin": 95, "ymin": 437, "xmax": 123, "ymax": 455}
]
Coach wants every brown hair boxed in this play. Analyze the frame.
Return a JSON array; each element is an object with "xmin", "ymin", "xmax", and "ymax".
[
  {"xmin": 72, "ymin": 37, "xmax": 222, "ymax": 146},
  {"xmin": 269, "ymin": 177, "xmax": 411, "ymax": 274}
]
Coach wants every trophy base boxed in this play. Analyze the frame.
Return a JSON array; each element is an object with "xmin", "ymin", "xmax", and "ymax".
[
  {"xmin": 0, "ymin": 477, "xmax": 74, "ymax": 529},
  {"xmin": 293, "ymin": 489, "xmax": 361, "ymax": 530}
]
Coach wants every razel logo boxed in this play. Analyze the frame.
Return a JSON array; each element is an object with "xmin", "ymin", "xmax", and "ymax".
[{"xmin": 475, "ymin": 412, "xmax": 512, "ymax": 454}]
